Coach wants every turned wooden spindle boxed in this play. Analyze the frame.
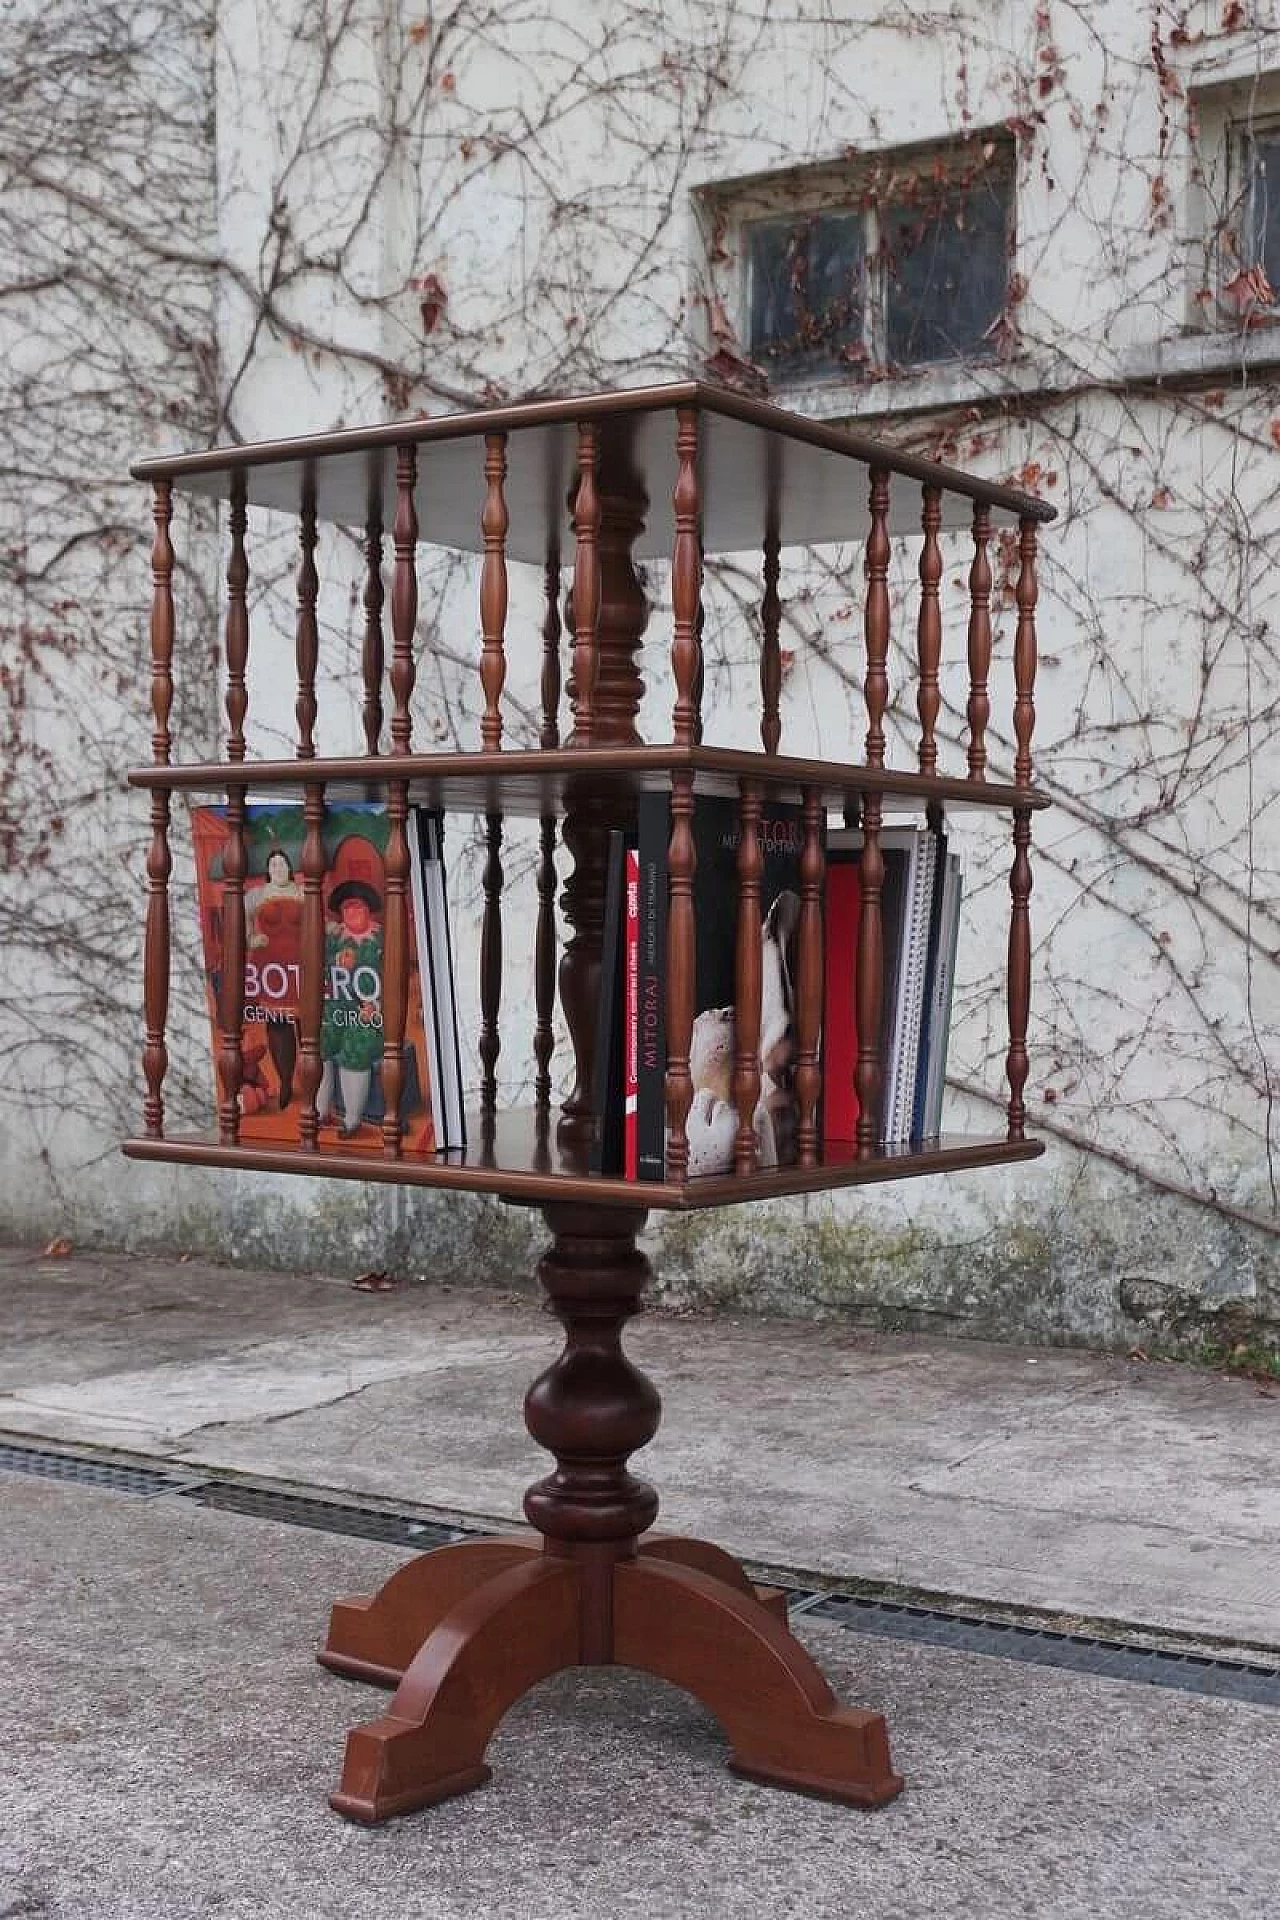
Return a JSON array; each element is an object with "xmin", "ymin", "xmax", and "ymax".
[
  {"xmin": 1006, "ymin": 516, "xmax": 1039, "ymax": 1140},
  {"xmin": 380, "ymin": 780, "xmax": 410, "ymax": 1156},
  {"xmin": 966, "ymin": 501, "xmax": 992, "ymax": 779},
  {"xmin": 570, "ymin": 425, "xmax": 600, "ymax": 748},
  {"xmin": 297, "ymin": 780, "xmax": 326, "ymax": 1150},
  {"xmin": 362, "ymin": 509, "xmax": 384, "ymax": 756},
  {"xmin": 390, "ymin": 446, "xmax": 418, "ymax": 755},
  {"xmin": 480, "ymin": 813, "xmax": 504, "ymax": 1115},
  {"xmin": 864, "ymin": 469, "xmax": 891, "ymax": 768},
  {"xmin": 692, "ymin": 554, "xmax": 706, "ymax": 747},
  {"xmin": 664, "ymin": 770, "xmax": 697, "ymax": 1180},
  {"xmin": 225, "ymin": 472, "xmax": 249, "ymax": 762},
  {"xmin": 142, "ymin": 477, "xmax": 175, "ymax": 1138},
  {"xmin": 795, "ymin": 787, "xmax": 825, "ymax": 1168},
  {"xmin": 671, "ymin": 408, "xmax": 702, "ymax": 749},
  {"xmin": 535, "ymin": 552, "xmax": 561, "ymax": 1109},
  {"xmin": 916, "ymin": 485, "xmax": 942, "ymax": 776},
  {"xmin": 760, "ymin": 517, "xmax": 782, "ymax": 755},
  {"xmin": 217, "ymin": 789, "xmax": 248, "ymax": 1146},
  {"xmin": 296, "ymin": 481, "xmax": 319, "ymax": 759},
  {"xmin": 854, "ymin": 795, "xmax": 885, "ymax": 1156},
  {"xmin": 732, "ymin": 782, "xmax": 764, "ymax": 1176},
  {"xmin": 480, "ymin": 432, "xmax": 509, "ymax": 751}
]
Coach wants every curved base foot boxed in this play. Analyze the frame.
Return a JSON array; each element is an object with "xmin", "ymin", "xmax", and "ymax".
[
  {"xmin": 614, "ymin": 1557, "xmax": 903, "ymax": 1809},
  {"xmin": 322, "ymin": 1537, "xmax": 900, "ymax": 1821}
]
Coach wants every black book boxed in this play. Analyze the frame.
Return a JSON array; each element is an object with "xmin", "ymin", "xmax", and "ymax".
[{"xmin": 589, "ymin": 830, "xmax": 629, "ymax": 1176}]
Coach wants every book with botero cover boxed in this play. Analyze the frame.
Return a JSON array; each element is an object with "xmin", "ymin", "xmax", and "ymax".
[{"xmin": 191, "ymin": 801, "xmax": 441, "ymax": 1153}]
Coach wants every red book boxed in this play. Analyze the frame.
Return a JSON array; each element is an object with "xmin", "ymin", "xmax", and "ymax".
[
  {"xmin": 623, "ymin": 849, "xmax": 640, "ymax": 1179},
  {"xmin": 823, "ymin": 856, "xmax": 861, "ymax": 1145}
]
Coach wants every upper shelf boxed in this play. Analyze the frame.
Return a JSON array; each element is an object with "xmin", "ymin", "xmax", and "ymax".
[
  {"xmin": 128, "ymin": 744, "xmax": 1053, "ymax": 817},
  {"xmin": 129, "ymin": 380, "xmax": 1054, "ymax": 560}
]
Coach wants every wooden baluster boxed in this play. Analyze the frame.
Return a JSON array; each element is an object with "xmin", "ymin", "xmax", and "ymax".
[
  {"xmin": 966, "ymin": 501, "xmax": 992, "ymax": 779},
  {"xmin": 732, "ymin": 781, "xmax": 763, "ymax": 1176},
  {"xmin": 535, "ymin": 550, "xmax": 560, "ymax": 1109},
  {"xmin": 671, "ymin": 407, "xmax": 702, "ymax": 748},
  {"xmin": 570, "ymin": 424, "xmax": 600, "ymax": 746},
  {"xmin": 864, "ymin": 468, "xmax": 891, "ymax": 768},
  {"xmin": 795, "ymin": 786, "xmax": 825, "ymax": 1168},
  {"xmin": 480, "ymin": 431, "xmax": 509, "ymax": 750},
  {"xmin": 297, "ymin": 780, "xmax": 326, "ymax": 1150},
  {"xmin": 362, "ymin": 508, "xmax": 384, "ymax": 755},
  {"xmin": 217, "ymin": 789, "xmax": 247, "ymax": 1145},
  {"xmin": 390, "ymin": 445, "xmax": 418, "ymax": 754},
  {"xmin": 664, "ymin": 771, "xmax": 696, "ymax": 1180},
  {"xmin": 760, "ymin": 517, "xmax": 782, "ymax": 754},
  {"xmin": 225, "ymin": 472, "xmax": 249, "ymax": 762},
  {"xmin": 1007, "ymin": 516, "xmax": 1039, "ymax": 1140},
  {"xmin": 295, "ymin": 479, "xmax": 318, "ymax": 759},
  {"xmin": 480, "ymin": 812, "xmax": 504, "ymax": 1114},
  {"xmin": 142, "ymin": 477, "xmax": 175, "ymax": 1138},
  {"xmin": 855, "ymin": 468, "xmax": 891, "ymax": 1155},
  {"xmin": 692, "ymin": 551, "xmax": 706, "ymax": 747},
  {"xmin": 916, "ymin": 484, "xmax": 942, "ymax": 775},
  {"xmin": 854, "ymin": 795, "xmax": 884, "ymax": 1156},
  {"xmin": 380, "ymin": 779, "xmax": 410, "ymax": 1157}
]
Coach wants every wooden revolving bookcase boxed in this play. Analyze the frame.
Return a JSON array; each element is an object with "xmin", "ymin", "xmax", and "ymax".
[{"xmin": 124, "ymin": 381, "xmax": 1052, "ymax": 1822}]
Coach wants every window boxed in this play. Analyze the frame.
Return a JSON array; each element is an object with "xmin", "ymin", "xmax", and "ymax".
[
  {"xmin": 735, "ymin": 142, "xmax": 1014, "ymax": 383},
  {"xmin": 1234, "ymin": 118, "xmax": 1280, "ymax": 302}
]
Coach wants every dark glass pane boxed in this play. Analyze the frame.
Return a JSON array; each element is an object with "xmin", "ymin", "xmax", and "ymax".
[
  {"xmin": 747, "ymin": 212, "xmax": 865, "ymax": 377},
  {"xmin": 883, "ymin": 169, "xmax": 1012, "ymax": 367},
  {"xmin": 1249, "ymin": 135, "xmax": 1280, "ymax": 296}
]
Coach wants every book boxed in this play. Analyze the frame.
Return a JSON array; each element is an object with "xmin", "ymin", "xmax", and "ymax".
[
  {"xmin": 589, "ymin": 830, "xmax": 629, "ymax": 1177},
  {"xmin": 407, "ymin": 810, "xmax": 466, "ymax": 1151},
  {"xmin": 623, "ymin": 847, "xmax": 640, "ymax": 1178},
  {"xmin": 915, "ymin": 850, "xmax": 962, "ymax": 1139},
  {"xmin": 822, "ymin": 854, "xmax": 861, "ymax": 1145},
  {"xmin": 886, "ymin": 828, "xmax": 941, "ymax": 1141},
  {"xmin": 633, "ymin": 791, "xmax": 811, "ymax": 1179},
  {"xmin": 191, "ymin": 800, "xmax": 440, "ymax": 1152}
]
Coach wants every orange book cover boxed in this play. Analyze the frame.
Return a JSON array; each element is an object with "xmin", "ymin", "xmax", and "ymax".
[{"xmin": 191, "ymin": 801, "xmax": 439, "ymax": 1154}]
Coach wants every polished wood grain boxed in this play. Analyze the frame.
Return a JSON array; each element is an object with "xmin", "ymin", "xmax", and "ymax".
[
  {"xmin": 864, "ymin": 468, "xmax": 891, "ymax": 769},
  {"xmin": 320, "ymin": 1536, "xmax": 541, "ymax": 1686},
  {"xmin": 390, "ymin": 446, "xmax": 417, "ymax": 755},
  {"xmin": 380, "ymin": 779, "xmax": 410, "ymax": 1157},
  {"xmin": 760, "ymin": 516, "xmax": 782, "ymax": 754},
  {"xmin": 671, "ymin": 406, "xmax": 702, "ymax": 749},
  {"xmin": 569, "ymin": 423, "xmax": 600, "ymax": 747},
  {"xmin": 225, "ymin": 471, "xmax": 249, "ymax": 762},
  {"xmin": 795, "ymin": 786, "xmax": 824, "ymax": 1168},
  {"xmin": 361, "ymin": 510, "xmax": 384, "ymax": 756},
  {"xmin": 1007, "ymin": 517, "xmax": 1039, "ymax": 1141},
  {"xmin": 732, "ymin": 780, "xmax": 764, "ymax": 1176},
  {"xmin": 142, "ymin": 478, "xmax": 175, "ymax": 1139},
  {"xmin": 297, "ymin": 780, "xmax": 326, "ymax": 1151},
  {"xmin": 217, "ymin": 789, "xmax": 247, "ymax": 1145},
  {"xmin": 1014, "ymin": 516, "xmax": 1038, "ymax": 790},
  {"xmin": 966, "ymin": 501, "xmax": 992, "ymax": 780},
  {"xmin": 916, "ymin": 484, "xmax": 942, "ymax": 776},
  {"xmin": 854, "ymin": 794, "xmax": 885, "ymax": 1155},
  {"xmin": 295, "ymin": 481, "xmax": 319, "ymax": 759},
  {"xmin": 480, "ymin": 431, "xmax": 509, "ymax": 750},
  {"xmin": 480, "ymin": 813, "xmax": 503, "ymax": 1115}
]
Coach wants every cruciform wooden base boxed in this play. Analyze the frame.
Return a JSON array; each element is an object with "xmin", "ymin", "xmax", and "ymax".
[{"xmin": 318, "ymin": 1203, "xmax": 902, "ymax": 1822}]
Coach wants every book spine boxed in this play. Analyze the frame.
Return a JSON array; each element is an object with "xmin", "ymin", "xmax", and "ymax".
[
  {"xmin": 425, "ymin": 814, "xmax": 466, "ymax": 1149},
  {"xmin": 408, "ymin": 810, "xmax": 446, "ymax": 1147},
  {"xmin": 924, "ymin": 856, "xmax": 963, "ymax": 1137},
  {"xmin": 889, "ymin": 833, "xmax": 938, "ymax": 1141},
  {"xmin": 635, "ymin": 790, "xmax": 668, "ymax": 1181},
  {"xmin": 623, "ymin": 848, "xmax": 640, "ymax": 1180},
  {"xmin": 821, "ymin": 857, "xmax": 861, "ymax": 1146}
]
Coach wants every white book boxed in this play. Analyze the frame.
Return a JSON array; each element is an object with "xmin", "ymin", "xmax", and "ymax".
[
  {"xmin": 922, "ymin": 853, "xmax": 963, "ymax": 1138},
  {"xmin": 886, "ymin": 829, "xmax": 940, "ymax": 1142},
  {"xmin": 407, "ymin": 809, "xmax": 465, "ymax": 1150}
]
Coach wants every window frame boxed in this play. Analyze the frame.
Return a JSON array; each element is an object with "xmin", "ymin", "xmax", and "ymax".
[{"xmin": 704, "ymin": 135, "xmax": 1018, "ymax": 393}]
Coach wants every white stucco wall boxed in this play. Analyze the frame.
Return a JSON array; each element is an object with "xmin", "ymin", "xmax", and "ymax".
[{"xmin": 1, "ymin": 0, "xmax": 1275, "ymax": 1347}]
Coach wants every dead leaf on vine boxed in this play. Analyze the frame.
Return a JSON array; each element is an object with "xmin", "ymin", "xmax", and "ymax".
[
  {"xmin": 1269, "ymin": 418, "xmax": 1280, "ymax": 450},
  {"xmin": 43, "ymin": 1236, "xmax": 73, "ymax": 1257}
]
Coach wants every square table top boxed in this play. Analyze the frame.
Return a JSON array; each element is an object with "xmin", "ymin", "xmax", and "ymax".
[{"xmin": 132, "ymin": 379, "xmax": 1053, "ymax": 562}]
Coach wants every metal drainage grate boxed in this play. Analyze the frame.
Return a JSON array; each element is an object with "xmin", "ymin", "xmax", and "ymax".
[
  {"xmin": 0, "ymin": 1440, "xmax": 196, "ymax": 1499},
  {"xmin": 5, "ymin": 1436, "xmax": 1278, "ymax": 1708},
  {"xmin": 784, "ymin": 1588, "xmax": 1280, "ymax": 1707},
  {"xmin": 177, "ymin": 1480, "xmax": 471, "ymax": 1552}
]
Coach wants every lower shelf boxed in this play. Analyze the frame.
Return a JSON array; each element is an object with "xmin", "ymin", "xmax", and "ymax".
[{"xmin": 123, "ymin": 1110, "xmax": 1043, "ymax": 1210}]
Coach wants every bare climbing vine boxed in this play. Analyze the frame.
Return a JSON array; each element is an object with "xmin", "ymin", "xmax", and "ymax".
[{"xmin": 0, "ymin": 0, "xmax": 1275, "ymax": 1305}]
